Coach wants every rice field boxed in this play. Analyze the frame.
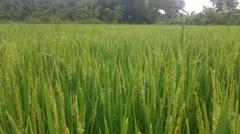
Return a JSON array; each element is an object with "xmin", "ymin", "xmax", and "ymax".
[{"xmin": 0, "ymin": 24, "xmax": 240, "ymax": 134}]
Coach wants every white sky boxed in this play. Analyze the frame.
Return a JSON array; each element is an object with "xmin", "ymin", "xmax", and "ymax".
[{"xmin": 184, "ymin": 0, "xmax": 212, "ymax": 13}]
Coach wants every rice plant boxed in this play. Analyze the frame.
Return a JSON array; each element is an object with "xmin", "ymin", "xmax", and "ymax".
[{"xmin": 0, "ymin": 24, "xmax": 240, "ymax": 134}]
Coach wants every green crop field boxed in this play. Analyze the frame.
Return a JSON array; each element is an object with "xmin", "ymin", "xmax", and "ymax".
[{"xmin": 0, "ymin": 24, "xmax": 240, "ymax": 134}]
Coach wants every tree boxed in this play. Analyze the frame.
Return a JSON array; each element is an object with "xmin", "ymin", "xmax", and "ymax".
[
  {"xmin": 121, "ymin": 0, "xmax": 185, "ymax": 23},
  {"xmin": 149, "ymin": 0, "xmax": 185, "ymax": 16},
  {"xmin": 122, "ymin": 0, "xmax": 148, "ymax": 23},
  {"xmin": 99, "ymin": 0, "xmax": 123, "ymax": 23},
  {"xmin": 0, "ymin": 0, "xmax": 187, "ymax": 23},
  {"xmin": 75, "ymin": 0, "xmax": 101, "ymax": 20},
  {"xmin": 210, "ymin": 0, "xmax": 239, "ymax": 11}
]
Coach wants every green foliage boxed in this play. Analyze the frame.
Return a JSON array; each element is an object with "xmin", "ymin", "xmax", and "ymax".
[
  {"xmin": 99, "ymin": 0, "xmax": 123, "ymax": 23},
  {"xmin": 0, "ymin": 0, "xmax": 184, "ymax": 23},
  {"xmin": 77, "ymin": 0, "xmax": 101, "ymax": 19},
  {"xmin": 185, "ymin": 7, "xmax": 240, "ymax": 25},
  {"xmin": 1, "ymin": 24, "xmax": 240, "ymax": 133},
  {"xmin": 210, "ymin": 0, "xmax": 239, "ymax": 11}
]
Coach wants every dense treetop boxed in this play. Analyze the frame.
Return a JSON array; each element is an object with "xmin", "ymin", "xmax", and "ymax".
[{"xmin": 0, "ymin": 0, "xmax": 240, "ymax": 24}]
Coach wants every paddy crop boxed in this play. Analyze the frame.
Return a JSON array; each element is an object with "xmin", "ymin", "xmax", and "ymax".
[{"xmin": 0, "ymin": 24, "xmax": 240, "ymax": 134}]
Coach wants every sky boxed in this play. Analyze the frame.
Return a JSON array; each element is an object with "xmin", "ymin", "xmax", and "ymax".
[{"xmin": 184, "ymin": 0, "xmax": 212, "ymax": 13}]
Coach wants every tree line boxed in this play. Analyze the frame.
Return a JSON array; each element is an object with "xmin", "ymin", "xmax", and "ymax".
[
  {"xmin": 0, "ymin": 0, "xmax": 239, "ymax": 24},
  {"xmin": 0, "ymin": 0, "xmax": 184, "ymax": 23},
  {"xmin": 185, "ymin": 0, "xmax": 240, "ymax": 25}
]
